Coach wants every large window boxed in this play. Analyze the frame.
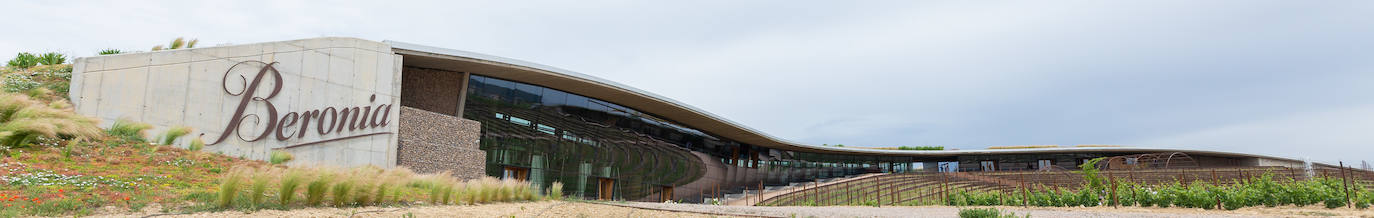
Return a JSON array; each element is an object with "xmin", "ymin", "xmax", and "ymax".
[
  {"xmin": 980, "ymin": 161, "xmax": 997, "ymax": 172},
  {"xmin": 460, "ymin": 74, "xmax": 875, "ymax": 202}
]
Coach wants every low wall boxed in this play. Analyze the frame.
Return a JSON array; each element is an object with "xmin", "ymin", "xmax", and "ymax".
[
  {"xmin": 397, "ymin": 106, "xmax": 486, "ymax": 180},
  {"xmin": 69, "ymin": 37, "xmax": 402, "ymax": 168}
]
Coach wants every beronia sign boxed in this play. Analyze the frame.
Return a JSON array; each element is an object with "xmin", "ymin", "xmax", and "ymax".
[{"xmin": 210, "ymin": 61, "xmax": 394, "ymax": 148}]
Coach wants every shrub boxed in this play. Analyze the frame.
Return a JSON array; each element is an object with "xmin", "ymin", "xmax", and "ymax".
[
  {"xmin": 305, "ymin": 173, "xmax": 332, "ymax": 206},
  {"xmin": 0, "ymin": 93, "xmax": 102, "ymax": 148},
  {"xmin": 957, "ymin": 208, "xmax": 1023, "ymax": 218},
  {"xmin": 106, "ymin": 119, "xmax": 151, "ymax": 142},
  {"xmin": 331, "ymin": 179, "xmax": 354, "ymax": 207},
  {"xmin": 158, "ymin": 126, "xmax": 191, "ymax": 145},
  {"xmin": 6, "ymin": 52, "xmax": 38, "ymax": 69},
  {"xmin": 353, "ymin": 181, "xmax": 374, "ymax": 206},
  {"xmin": 249, "ymin": 171, "xmax": 271, "ymax": 207},
  {"xmin": 97, "ymin": 49, "xmax": 123, "ymax": 55},
  {"xmin": 2, "ymin": 73, "xmax": 41, "ymax": 93},
  {"xmin": 153, "ymin": 37, "xmax": 198, "ymax": 51},
  {"xmin": 188, "ymin": 138, "xmax": 205, "ymax": 151},
  {"xmin": 278, "ymin": 169, "xmax": 303, "ymax": 206},
  {"xmin": 897, "ymin": 146, "xmax": 944, "ymax": 150},
  {"xmin": 270, "ymin": 150, "xmax": 294, "ymax": 164},
  {"xmin": 549, "ymin": 182, "xmax": 564, "ymax": 200},
  {"xmin": 441, "ymin": 184, "xmax": 454, "ymax": 205},
  {"xmin": 36, "ymin": 52, "xmax": 65, "ymax": 65},
  {"xmin": 217, "ymin": 169, "xmax": 246, "ymax": 208}
]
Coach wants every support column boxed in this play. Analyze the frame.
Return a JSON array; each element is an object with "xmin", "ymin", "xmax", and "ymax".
[{"xmin": 454, "ymin": 72, "xmax": 471, "ymax": 116}]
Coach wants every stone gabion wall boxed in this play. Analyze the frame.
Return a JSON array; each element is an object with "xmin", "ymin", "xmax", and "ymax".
[
  {"xmin": 397, "ymin": 106, "xmax": 486, "ymax": 180},
  {"xmin": 399, "ymin": 67, "xmax": 463, "ymax": 116}
]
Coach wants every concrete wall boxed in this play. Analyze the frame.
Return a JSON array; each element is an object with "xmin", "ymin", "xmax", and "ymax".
[{"xmin": 69, "ymin": 37, "xmax": 403, "ymax": 168}]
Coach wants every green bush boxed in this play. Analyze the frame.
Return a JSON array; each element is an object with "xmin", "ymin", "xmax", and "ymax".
[
  {"xmin": 107, "ymin": 119, "xmax": 152, "ymax": 143},
  {"xmin": 549, "ymin": 182, "xmax": 564, "ymax": 200},
  {"xmin": 270, "ymin": 150, "xmax": 294, "ymax": 164},
  {"xmin": 36, "ymin": 53, "xmax": 64, "ymax": 65},
  {"xmin": 278, "ymin": 170, "xmax": 303, "ymax": 206},
  {"xmin": 330, "ymin": 180, "xmax": 353, "ymax": 206},
  {"xmin": 957, "ymin": 208, "xmax": 1024, "ymax": 218},
  {"xmin": 2, "ymin": 73, "xmax": 40, "ymax": 93},
  {"xmin": 7, "ymin": 52, "xmax": 38, "ymax": 69},
  {"xmin": 897, "ymin": 146, "xmax": 944, "ymax": 150},
  {"xmin": 305, "ymin": 174, "xmax": 331, "ymax": 206},
  {"xmin": 159, "ymin": 126, "xmax": 191, "ymax": 145},
  {"xmin": 0, "ymin": 93, "xmax": 102, "ymax": 148},
  {"xmin": 153, "ymin": 37, "xmax": 198, "ymax": 51},
  {"xmin": 188, "ymin": 138, "xmax": 205, "ymax": 151},
  {"xmin": 98, "ymin": 49, "xmax": 124, "ymax": 55},
  {"xmin": 217, "ymin": 170, "xmax": 245, "ymax": 208},
  {"xmin": 249, "ymin": 174, "xmax": 271, "ymax": 207}
]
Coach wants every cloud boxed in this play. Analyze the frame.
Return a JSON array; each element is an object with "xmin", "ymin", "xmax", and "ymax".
[
  {"xmin": 1134, "ymin": 104, "xmax": 1374, "ymax": 164},
  {"xmin": 2, "ymin": 1, "xmax": 1372, "ymax": 164}
]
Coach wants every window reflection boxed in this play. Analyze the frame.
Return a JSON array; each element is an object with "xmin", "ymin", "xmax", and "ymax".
[{"xmin": 462, "ymin": 74, "xmax": 886, "ymax": 203}]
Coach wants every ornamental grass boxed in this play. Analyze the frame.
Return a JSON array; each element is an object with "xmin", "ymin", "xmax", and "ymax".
[{"xmin": 209, "ymin": 165, "xmax": 546, "ymax": 210}]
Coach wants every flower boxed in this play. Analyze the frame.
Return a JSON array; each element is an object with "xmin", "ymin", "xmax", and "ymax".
[{"xmin": 123, "ymin": 196, "xmax": 130, "ymax": 201}]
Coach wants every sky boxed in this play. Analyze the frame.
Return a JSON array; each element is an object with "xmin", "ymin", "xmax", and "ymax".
[{"xmin": 3, "ymin": 1, "xmax": 1372, "ymax": 165}]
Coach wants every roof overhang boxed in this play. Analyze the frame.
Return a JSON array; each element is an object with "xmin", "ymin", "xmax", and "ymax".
[{"xmin": 384, "ymin": 40, "xmax": 1328, "ymax": 165}]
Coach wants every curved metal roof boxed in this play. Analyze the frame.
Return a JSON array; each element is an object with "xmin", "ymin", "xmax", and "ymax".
[{"xmin": 385, "ymin": 40, "xmax": 1322, "ymax": 165}]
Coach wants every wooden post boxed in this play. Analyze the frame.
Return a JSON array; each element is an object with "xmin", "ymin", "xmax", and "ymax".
[
  {"xmin": 846, "ymin": 179, "xmax": 852, "ymax": 205},
  {"xmin": 1020, "ymin": 173, "xmax": 1028, "ymax": 207},
  {"xmin": 879, "ymin": 175, "xmax": 885, "ymax": 207},
  {"xmin": 758, "ymin": 180, "xmax": 764, "ymax": 206},
  {"xmin": 1341, "ymin": 161, "xmax": 1352, "ymax": 208},
  {"xmin": 1211, "ymin": 169, "xmax": 1221, "ymax": 210},
  {"xmin": 1109, "ymin": 170, "xmax": 1119, "ymax": 208}
]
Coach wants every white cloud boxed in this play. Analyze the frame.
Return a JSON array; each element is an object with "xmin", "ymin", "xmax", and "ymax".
[
  {"xmin": 1135, "ymin": 104, "xmax": 1374, "ymax": 164},
  {"xmin": 3, "ymin": 1, "xmax": 1373, "ymax": 164}
]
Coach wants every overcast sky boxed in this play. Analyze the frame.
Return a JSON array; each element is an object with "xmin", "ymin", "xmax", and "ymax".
[{"xmin": 4, "ymin": 1, "xmax": 1372, "ymax": 165}]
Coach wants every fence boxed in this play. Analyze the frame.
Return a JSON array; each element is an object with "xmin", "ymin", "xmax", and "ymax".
[{"xmin": 758, "ymin": 165, "xmax": 1374, "ymax": 207}]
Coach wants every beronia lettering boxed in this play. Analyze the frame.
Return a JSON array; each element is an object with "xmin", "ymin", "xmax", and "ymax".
[{"xmin": 210, "ymin": 61, "xmax": 392, "ymax": 145}]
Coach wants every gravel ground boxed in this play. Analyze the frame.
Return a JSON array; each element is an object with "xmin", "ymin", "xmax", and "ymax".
[
  {"xmin": 618, "ymin": 202, "xmax": 1374, "ymax": 218},
  {"xmin": 83, "ymin": 201, "xmax": 736, "ymax": 218},
  {"xmin": 73, "ymin": 201, "xmax": 1374, "ymax": 218}
]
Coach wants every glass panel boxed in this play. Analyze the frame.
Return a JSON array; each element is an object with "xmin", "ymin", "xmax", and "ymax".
[
  {"xmin": 467, "ymin": 75, "xmax": 485, "ymax": 97},
  {"xmin": 460, "ymin": 73, "xmax": 882, "ymax": 203},
  {"xmin": 514, "ymin": 83, "xmax": 543, "ymax": 107},
  {"xmin": 565, "ymin": 94, "xmax": 589, "ymax": 109},
  {"xmin": 541, "ymin": 88, "xmax": 568, "ymax": 107},
  {"xmin": 484, "ymin": 77, "xmax": 516, "ymax": 105}
]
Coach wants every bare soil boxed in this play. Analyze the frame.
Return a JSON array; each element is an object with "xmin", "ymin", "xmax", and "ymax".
[{"xmin": 85, "ymin": 201, "xmax": 739, "ymax": 218}]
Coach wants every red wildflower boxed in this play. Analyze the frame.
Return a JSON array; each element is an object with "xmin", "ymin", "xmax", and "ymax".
[{"xmin": 58, "ymin": 189, "xmax": 63, "ymax": 193}]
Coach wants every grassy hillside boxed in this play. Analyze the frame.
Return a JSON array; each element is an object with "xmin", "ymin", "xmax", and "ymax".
[{"xmin": 1, "ymin": 64, "xmax": 267, "ymax": 216}]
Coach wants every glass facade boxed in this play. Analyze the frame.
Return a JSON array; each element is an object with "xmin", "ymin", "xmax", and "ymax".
[{"xmin": 461, "ymin": 74, "xmax": 917, "ymax": 202}]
